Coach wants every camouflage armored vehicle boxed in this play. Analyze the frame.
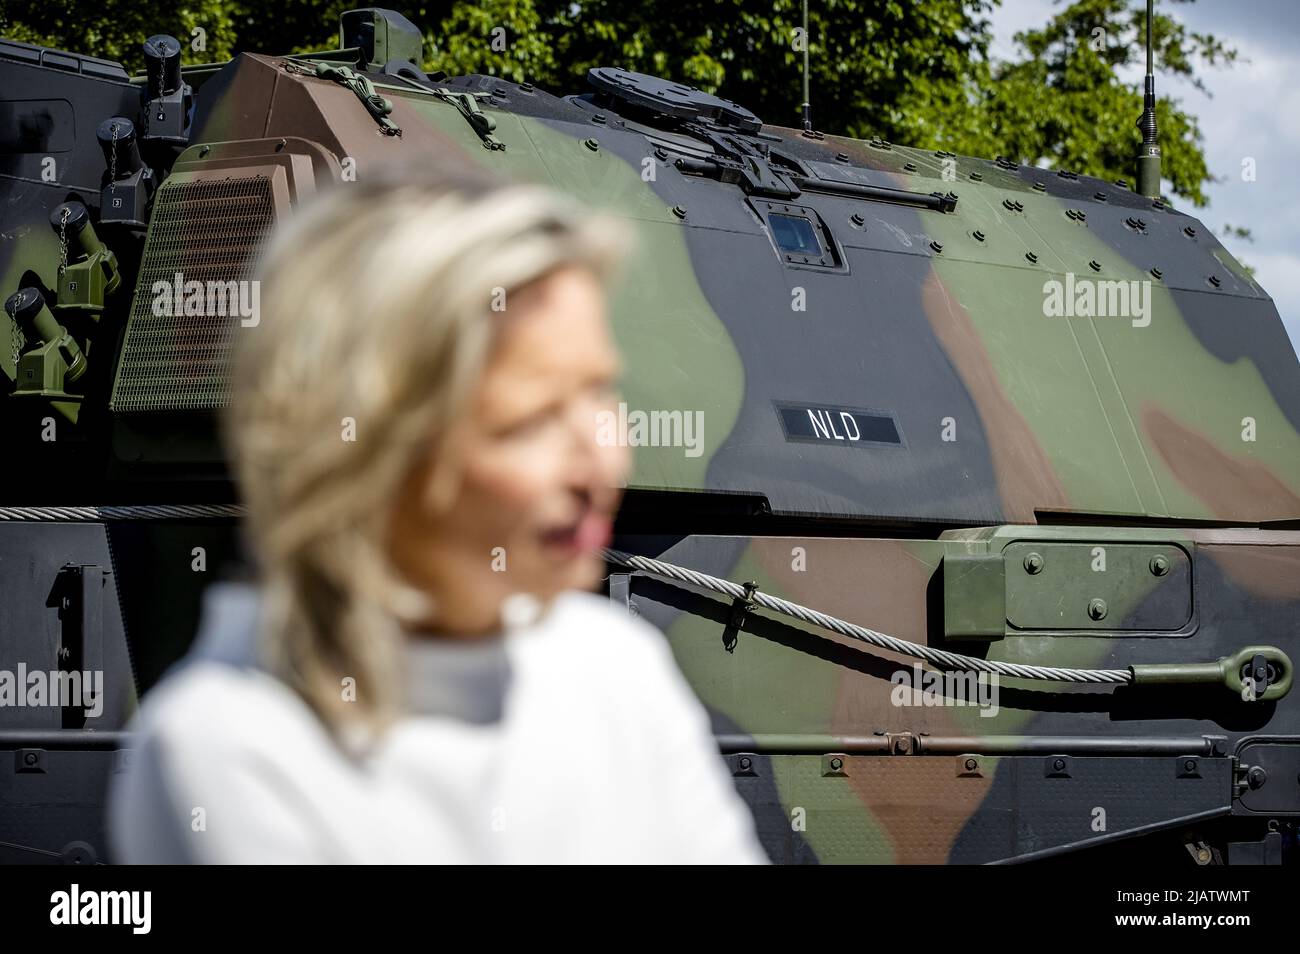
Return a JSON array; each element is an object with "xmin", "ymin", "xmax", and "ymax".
[{"xmin": 2, "ymin": 7, "xmax": 1297, "ymax": 864}]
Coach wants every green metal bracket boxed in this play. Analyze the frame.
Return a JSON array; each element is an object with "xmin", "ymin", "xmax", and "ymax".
[
  {"xmin": 5, "ymin": 289, "xmax": 86, "ymax": 425},
  {"xmin": 942, "ymin": 553, "xmax": 1005, "ymax": 640},
  {"xmin": 51, "ymin": 203, "xmax": 120, "ymax": 314}
]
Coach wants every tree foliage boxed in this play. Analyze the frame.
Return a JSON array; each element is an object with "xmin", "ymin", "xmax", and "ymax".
[{"xmin": 0, "ymin": 0, "xmax": 1237, "ymax": 205}]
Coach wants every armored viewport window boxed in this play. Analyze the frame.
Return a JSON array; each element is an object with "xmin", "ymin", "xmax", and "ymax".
[{"xmin": 769, "ymin": 213, "xmax": 822, "ymax": 257}]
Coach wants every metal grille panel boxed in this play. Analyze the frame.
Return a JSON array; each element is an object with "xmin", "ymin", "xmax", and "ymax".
[{"xmin": 110, "ymin": 176, "xmax": 274, "ymax": 412}]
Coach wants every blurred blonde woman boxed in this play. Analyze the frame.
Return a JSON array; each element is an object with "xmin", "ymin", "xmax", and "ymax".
[{"xmin": 108, "ymin": 168, "xmax": 766, "ymax": 864}]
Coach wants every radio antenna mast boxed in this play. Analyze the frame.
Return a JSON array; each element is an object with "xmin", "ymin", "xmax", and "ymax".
[
  {"xmin": 1135, "ymin": 0, "xmax": 1162, "ymax": 198},
  {"xmin": 800, "ymin": 0, "xmax": 812, "ymax": 131}
]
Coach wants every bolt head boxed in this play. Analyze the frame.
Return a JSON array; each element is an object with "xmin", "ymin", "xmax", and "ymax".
[
  {"xmin": 1150, "ymin": 554, "xmax": 1170, "ymax": 576},
  {"xmin": 830, "ymin": 757, "xmax": 843, "ymax": 771},
  {"xmin": 1087, "ymin": 598, "xmax": 1108, "ymax": 621},
  {"xmin": 1023, "ymin": 552, "xmax": 1044, "ymax": 574}
]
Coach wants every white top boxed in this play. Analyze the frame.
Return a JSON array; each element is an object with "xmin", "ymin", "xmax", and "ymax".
[{"xmin": 108, "ymin": 583, "xmax": 768, "ymax": 864}]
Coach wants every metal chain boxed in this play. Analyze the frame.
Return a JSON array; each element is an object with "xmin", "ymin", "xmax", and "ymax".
[
  {"xmin": 57, "ymin": 205, "xmax": 70, "ymax": 275},
  {"xmin": 603, "ymin": 547, "xmax": 1134, "ymax": 685},
  {"xmin": 6, "ymin": 296, "xmax": 22, "ymax": 374},
  {"xmin": 107, "ymin": 120, "xmax": 119, "ymax": 185}
]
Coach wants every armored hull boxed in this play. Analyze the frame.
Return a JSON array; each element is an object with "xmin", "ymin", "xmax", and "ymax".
[{"xmin": 2, "ymin": 9, "xmax": 1298, "ymax": 864}]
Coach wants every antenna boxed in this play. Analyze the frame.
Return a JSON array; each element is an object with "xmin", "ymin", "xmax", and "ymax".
[
  {"xmin": 800, "ymin": 0, "xmax": 812, "ymax": 131},
  {"xmin": 1135, "ymin": 0, "xmax": 1162, "ymax": 198}
]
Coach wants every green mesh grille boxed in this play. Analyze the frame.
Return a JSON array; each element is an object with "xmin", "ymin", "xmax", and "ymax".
[{"xmin": 110, "ymin": 175, "xmax": 274, "ymax": 413}]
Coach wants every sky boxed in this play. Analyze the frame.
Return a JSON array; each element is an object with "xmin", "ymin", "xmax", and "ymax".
[{"xmin": 989, "ymin": 0, "xmax": 1300, "ymax": 357}]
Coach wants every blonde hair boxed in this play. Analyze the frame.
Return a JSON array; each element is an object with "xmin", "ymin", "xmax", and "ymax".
[{"xmin": 224, "ymin": 166, "xmax": 628, "ymax": 739}]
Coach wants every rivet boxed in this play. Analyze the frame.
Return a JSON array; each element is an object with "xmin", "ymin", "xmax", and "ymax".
[
  {"xmin": 1088, "ymin": 598, "xmax": 1108, "ymax": 621},
  {"xmin": 1208, "ymin": 274, "xmax": 1222, "ymax": 287},
  {"xmin": 1150, "ymin": 267, "xmax": 1163, "ymax": 280},
  {"xmin": 903, "ymin": 161, "xmax": 917, "ymax": 172},
  {"xmin": 1025, "ymin": 251, "xmax": 1039, "ymax": 264},
  {"xmin": 1183, "ymin": 225, "xmax": 1197, "ymax": 238},
  {"xmin": 520, "ymin": 82, "xmax": 534, "ymax": 92},
  {"xmin": 583, "ymin": 138, "xmax": 600, "ymax": 151},
  {"xmin": 653, "ymin": 147, "xmax": 667, "ymax": 162},
  {"xmin": 1115, "ymin": 178, "xmax": 1129, "ymax": 188},
  {"xmin": 969, "ymin": 171, "xmax": 983, "ymax": 181},
  {"xmin": 671, "ymin": 205, "xmax": 687, "ymax": 219},
  {"xmin": 929, "ymin": 240, "xmax": 943, "ymax": 253},
  {"xmin": 1150, "ymin": 554, "xmax": 1170, "ymax": 577},
  {"xmin": 199, "ymin": 145, "xmax": 210, "ymax": 157},
  {"xmin": 1094, "ymin": 191, "xmax": 1108, "ymax": 201},
  {"xmin": 835, "ymin": 152, "xmax": 850, "ymax": 162},
  {"xmin": 972, "ymin": 229, "xmax": 985, "ymax": 242},
  {"xmin": 850, "ymin": 213, "xmax": 865, "ymax": 227},
  {"xmin": 1089, "ymin": 259, "xmax": 1102, "ymax": 272},
  {"xmin": 592, "ymin": 113, "xmax": 607, "ymax": 124},
  {"xmin": 1033, "ymin": 181, "xmax": 1046, "ymax": 191}
]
